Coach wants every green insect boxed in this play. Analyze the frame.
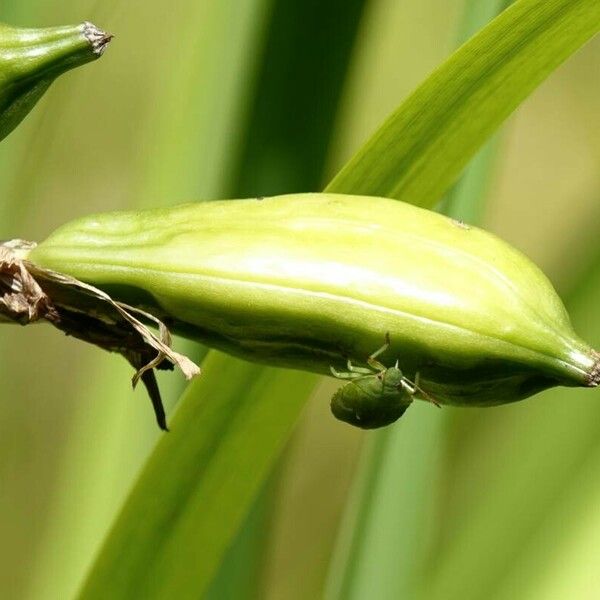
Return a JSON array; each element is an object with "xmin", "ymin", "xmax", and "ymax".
[{"xmin": 330, "ymin": 334, "xmax": 436, "ymax": 429}]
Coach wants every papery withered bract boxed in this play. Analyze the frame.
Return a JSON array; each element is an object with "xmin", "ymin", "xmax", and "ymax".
[{"xmin": 26, "ymin": 193, "xmax": 600, "ymax": 408}]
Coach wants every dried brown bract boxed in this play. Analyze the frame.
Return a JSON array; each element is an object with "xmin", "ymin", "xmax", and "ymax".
[{"xmin": 0, "ymin": 240, "xmax": 200, "ymax": 430}]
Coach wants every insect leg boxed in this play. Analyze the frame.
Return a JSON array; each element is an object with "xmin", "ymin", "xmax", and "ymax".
[
  {"xmin": 405, "ymin": 372, "xmax": 441, "ymax": 407},
  {"xmin": 369, "ymin": 332, "xmax": 391, "ymax": 359},
  {"xmin": 347, "ymin": 360, "xmax": 373, "ymax": 375},
  {"xmin": 400, "ymin": 379, "xmax": 417, "ymax": 395},
  {"xmin": 367, "ymin": 333, "xmax": 391, "ymax": 372},
  {"xmin": 330, "ymin": 366, "xmax": 363, "ymax": 380}
]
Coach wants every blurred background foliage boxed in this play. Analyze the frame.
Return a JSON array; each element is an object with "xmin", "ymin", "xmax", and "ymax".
[{"xmin": 0, "ymin": 1, "xmax": 598, "ymax": 599}]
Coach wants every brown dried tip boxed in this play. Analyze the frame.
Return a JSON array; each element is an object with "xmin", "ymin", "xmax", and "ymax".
[
  {"xmin": 82, "ymin": 21, "xmax": 113, "ymax": 56},
  {"xmin": 589, "ymin": 351, "xmax": 600, "ymax": 387},
  {"xmin": 0, "ymin": 240, "xmax": 199, "ymax": 430}
]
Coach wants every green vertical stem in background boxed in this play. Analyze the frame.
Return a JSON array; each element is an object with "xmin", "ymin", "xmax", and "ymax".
[
  {"xmin": 454, "ymin": 0, "xmax": 514, "ymax": 45},
  {"xmin": 323, "ymin": 2, "xmax": 510, "ymax": 598},
  {"xmin": 324, "ymin": 406, "xmax": 445, "ymax": 600},
  {"xmin": 191, "ymin": 0, "xmax": 371, "ymax": 595},
  {"xmin": 0, "ymin": 3, "xmax": 115, "ymax": 598},
  {"xmin": 228, "ymin": 0, "xmax": 369, "ymax": 196},
  {"xmin": 204, "ymin": 476, "xmax": 277, "ymax": 600},
  {"xmin": 487, "ymin": 258, "xmax": 600, "ymax": 600},
  {"xmin": 137, "ymin": 0, "xmax": 273, "ymax": 203},
  {"xmin": 443, "ymin": 138, "xmax": 499, "ymax": 223}
]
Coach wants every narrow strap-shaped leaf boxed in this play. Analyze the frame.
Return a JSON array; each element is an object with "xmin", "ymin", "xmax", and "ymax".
[
  {"xmin": 77, "ymin": 1, "xmax": 369, "ymax": 598},
  {"xmin": 79, "ymin": 353, "xmax": 316, "ymax": 599},
  {"xmin": 206, "ymin": 0, "xmax": 370, "ymax": 596},
  {"xmin": 327, "ymin": 0, "xmax": 600, "ymax": 207},
  {"xmin": 418, "ymin": 257, "xmax": 600, "ymax": 600},
  {"xmin": 323, "ymin": 3, "xmax": 511, "ymax": 598}
]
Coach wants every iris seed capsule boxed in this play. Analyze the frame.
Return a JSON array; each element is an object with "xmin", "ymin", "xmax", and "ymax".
[
  {"xmin": 0, "ymin": 21, "xmax": 112, "ymax": 141},
  {"xmin": 26, "ymin": 193, "xmax": 600, "ymax": 414}
]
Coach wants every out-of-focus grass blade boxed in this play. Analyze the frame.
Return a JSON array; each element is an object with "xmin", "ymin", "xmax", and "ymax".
[
  {"xmin": 442, "ymin": 0, "xmax": 513, "ymax": 223},
  {"xmin": 327, "ymin": 0, "xmax": 600, "ymax": 207},
  {"xmin": 442, "ymin": 138, "xmax": 499, "ymax": 223},
  {"xmin": 137, "ymin": 1, "xmax": 273, "ymax": 203},
  {"xmin": 454, "ymin": 0, "xmax": 513, "ymax": 43},
  {"xmin": 206, "ymin": 0, "xmax": 370, "ymax": 597},
  {"xmin": 228, "ymin": 0, "xmax": 369, "ymax": 196},
  {"xmin": 0, "ymin": 3, "xmax": 124, "ymax": 598},
  {"xmin": 324, "ymin": 4, "xmax": 511, "ymax": 597},
  {"xmin": 78, "ymin": 1, "xmax": 600, "ymax": 598},
  {"xmin": 204, "ymin": 479, "xmax": 275, "ymax": 600},
  {"xmin": 487, "ymin": 262, "xmax": 600, "ymax": 600},
  {"xmin": 419, "ymin": 254, "xmax": 600, "ymax": 600},
  {"xmin": 442, "ymin": 1, "xmax": 512, "ymax": 222},
  {"xmin": 25, "ymin": 2, "xmax": 272, "ymax": 600},
  {"xmin": 79, "ymin": 354, "xmax": 316, "ymax": 600},
  {"xmin": 324, "ymin": 406, "xmax": 445, "ymax": 600},
  {"xmin": 422, "ymin": 243, "xmax": 600, "ymax": 600},
  {"xmin": 78, "ymin": 1, "xmax": 369, "ymax": 598}
]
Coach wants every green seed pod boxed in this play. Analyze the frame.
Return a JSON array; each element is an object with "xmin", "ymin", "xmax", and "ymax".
[
  {"xmin": 26, "ymin": 193, "xmax": 599, "ymax": 410},
  {"xmin": 0, "ymin": 21, "xmax": 111, "ymax": 141}
]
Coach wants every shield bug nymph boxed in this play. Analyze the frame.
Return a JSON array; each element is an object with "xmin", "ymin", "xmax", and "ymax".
[{"xmin": 330, "ymin": 333, "xmax": 437, "ymax": 429}]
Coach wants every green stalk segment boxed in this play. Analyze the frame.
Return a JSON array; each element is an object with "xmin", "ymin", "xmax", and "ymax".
[
  {"xmin": 27, "ymin": 193, "xmax": 599, "ymax": 412},
  {"xmin": 0, "ymin": 21, "xmax": 111, "ymax": 141}
]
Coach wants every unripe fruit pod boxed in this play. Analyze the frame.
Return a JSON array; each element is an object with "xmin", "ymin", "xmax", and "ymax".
[
  {"xmin": 26, "ymin": 193, "xmax": 600, "ymax": 407},
  {"xmin": 0, "ymin": 21, "xmax": 111, "ymax": 141}
]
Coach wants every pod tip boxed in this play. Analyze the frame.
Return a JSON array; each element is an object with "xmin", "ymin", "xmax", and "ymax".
[
  {"xmin": 82, "ymin": 21, "xmax": 113, "ymax": 56},
  {"xmin": 589, "ymin": 351, "xmax": 600, "ymax": 387}
]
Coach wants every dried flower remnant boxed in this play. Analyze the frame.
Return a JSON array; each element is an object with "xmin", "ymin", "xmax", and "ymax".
[
  {"xmin": 0, "ymin": 240, "xmax": 199, "ymax": 430},
  {"xmin": 82, "ymin": 21, "xmax": 113, "ymax": 56}
]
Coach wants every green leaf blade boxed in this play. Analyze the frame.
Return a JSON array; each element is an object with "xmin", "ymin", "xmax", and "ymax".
[
  {"xmin": 79, "ymin": 353, "xmax": 316, "ymax": 599},
  {"xmin": 327, "ymin": 0, "xmax": 600, "ymax": 207},
  {"xmin": 77, "ymin": 0, "xmax": 370, "ymax": 597}
]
